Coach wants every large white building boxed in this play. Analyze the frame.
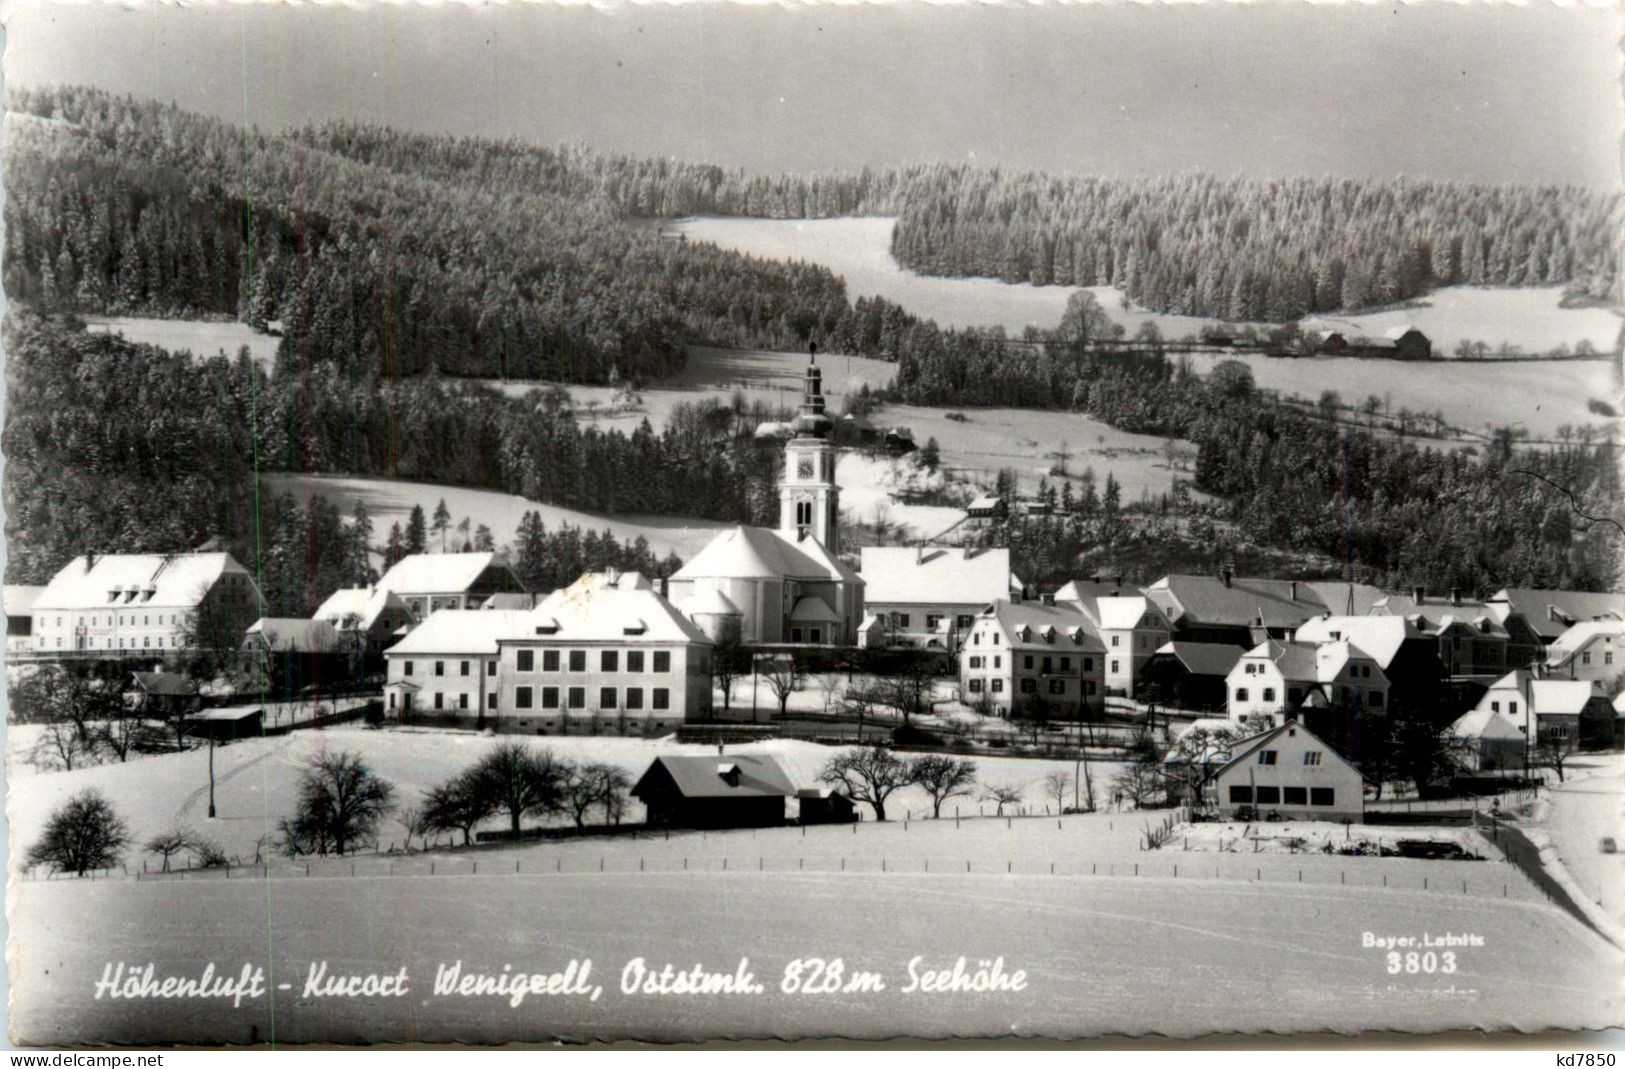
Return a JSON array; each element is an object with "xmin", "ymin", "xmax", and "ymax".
[
  {"xmin": 1225, "ymin": 638, "xmax": 1387, "ymax": 726},
  {"xmin": 667, "ymin": 355, "xmax": 864, "ymax": 646},
  {"xmin": 370, "ymin": 551, "xmax": 529, "ymax": 620},
  {"xmin": 1543, "ymin": 620, "xmax": 1624, "ymax": 683},
  {"xmin": 1054, "ymin": 581, "xmax": 1173, "ymax": 697},
  {"xmin": 858, "ymin": 546, "xmax": 1019, "ymax": 650},
  {"xmin": 958, "ymin": 600, "xmax": 1105, "ymax": 719},
  {"xmin": 384, "ymin": 571, "xmax": 713, "ymax": 736},
  {"xmin": 28, "ymin": 552, "xmax": 265, "ymax": 658}
]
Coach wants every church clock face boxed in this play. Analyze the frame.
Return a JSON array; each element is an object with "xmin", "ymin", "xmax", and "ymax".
[{"xmin": 797, "ymin": 457, "xmax": 815, "ymax": 480}]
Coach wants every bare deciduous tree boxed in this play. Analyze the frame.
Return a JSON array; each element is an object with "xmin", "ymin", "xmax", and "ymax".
[
  {"xmin": 909, "ymin": 755, "xmax": 977, "ymax": 817},
  {"xmin": 1044, "ymin": 770, "xmax": 1070, "ymax": 813},
  {"xmin": 279, "ymin": 748, "xmax": 396, "ymax": 856},
  {"xmin": 28, "ymin": 789, "xmax": 130, "ymax": 876},
  {"xmin": 759, "ymin": 653, "xmax": 805, "ymax": 718},
  {"xmin": 820, "ymin": 744, "xmax": 914, "ymax": 822},
  {"xmin": 982, "ymin": 784, "xmax": 1023, "ymax": 817},
  {"xmin": 145, "ymin": 826, "xmax": 196, "ymax": 873}
]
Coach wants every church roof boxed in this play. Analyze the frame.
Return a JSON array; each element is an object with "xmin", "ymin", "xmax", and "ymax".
[
  {"xmin": 681, "ymin": 588, "xmax": 742, "ymax": 617},
  {"xmin": 672, "ymin": 526, "xmax": 860, "ymax": 585},
  {"xmin": 789, "ymin": 596, "xmax": 842, "ymax": 623}
]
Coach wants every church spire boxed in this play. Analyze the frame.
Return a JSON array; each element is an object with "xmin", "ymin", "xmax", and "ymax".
[{"xmin": 792, "ymin": 341, "xmax": 832, "ymax": 439}]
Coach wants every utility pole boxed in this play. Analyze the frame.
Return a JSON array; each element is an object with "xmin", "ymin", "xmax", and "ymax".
[{"xmin": 207, "ymin": 733, "xmax": 217, "ymax": 819}]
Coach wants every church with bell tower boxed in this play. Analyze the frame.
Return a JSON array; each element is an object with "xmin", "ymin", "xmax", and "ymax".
[{"xmin": 666, "ymin": 345, "xmax": 865, "ymax": 647}]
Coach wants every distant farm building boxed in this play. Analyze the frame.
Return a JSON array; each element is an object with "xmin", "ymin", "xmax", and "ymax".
[
  {"xmin": 1204, "ymin": 720, "xmax": 1365, "ymax": 821},
  {"xmin": 631, "ymin": 754, "xmax": 851, "ymax": 828}
]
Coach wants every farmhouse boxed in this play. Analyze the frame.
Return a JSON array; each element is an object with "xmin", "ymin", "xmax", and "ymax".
[
  {"xmin": 495, "ymin": 571, "xmax": 713, "ymax": 736},
  {"xmin": 1144, "ymin": 573, "xmax": 1329, "ymax": 647},
  {"xmin": 29, "ymin": 552, "xmax": 265, "ymax": 658},
  {"xmin": 1470, "ymin": 669, "xmax": 1616, "ymax": 748},
  {"xmin": 373, "ymin": 552, "xmax": 528, "ymax": 620},
  {"xmin": 1054, "ymin": 582, "xmax": 1172, "ymax": 697},
  {"xmin": 130, "ymin": 670, "xmax": 199, "ymax": 719},
  {"xmin": 632, "ymin": 754, "xmax": 798, "ymax": 829},
  {"xmin": 1371, "ymin": 588, "xmax": 1542, "ymax": 675},
  {"xmin": 1203, "ymin": 721, "xmax": 1365, "ymax": 821},
  {"xmin": 1542, "ymin": 620, "xmax": 1624, "ymax": 683},
  {"xmin": 1485, "ymin": 587, "xmax": 1625, "ymax": 646},
  {"xmin": 959, "ymin": 600, "xmax": 1104, "ymax": 720},
  {"xmin": 1140, "ymin": 642, "xmax": 1247, "ymax": 712},
  {"xmin": 859, "ymin": 546, "xmax": 1020, "ymax": 651},
  {"xmin": 1225, "ymin": 639, "xmax": 1387, "ymax": 727},
  {"xmin": 667, "ymin": 356, "xmax": 863, "ymax": 646}
]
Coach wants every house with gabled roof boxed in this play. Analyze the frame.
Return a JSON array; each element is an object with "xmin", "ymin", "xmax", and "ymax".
[
  {"xmin": 1445, "ymin": 707, "xmax": 1528, "ymax": 772},
  {"xmin": 1225, "ymin": 638, "xmax": 1387, "ymax": 728},
  {"xmin": 1140, "ymin": 642, "xmax": 1248, "ymax": 712},
  {"xmin": 29, "ymin": 552, "xmax": 264, "ymax": 659},
  {"xmin": 632, "ymin": 754, "xmax": 811, "ymax": 829},
  {"xmin": 374, "ymin": 551, "xmax": 527, "ymax": 620},
  {"xmin": 859, "ymin": 546, "xmax": 1019, "ymax": 651},
  {"xmin": 1203, "ymin": 720, "xmax": 1365, "ymax": 820},
  {"xmin": 1372, "ymin": 587, "xmax": 1541, "ymax": 675},
  {"xmin": 1470, "ymin": 669, "xmax": 1616, "ymax": 749},
  {"xmin": 958, "ymin": 600, "xmax": 1104, "ymax": 719},
  {"xmin": 1293, "ymin": 614, "xmax": 1446, "ymax": 717},
  {"xmin": 1055, "ymin": 583, "xmax": 1172, "ymax": 697},
  {"xmin": 1145, "ymin": 573, "xmax": 1329, "ymax": 647},
  {"xmin": 313, "ymin": 586, "xmax": 416, "ymax": 654},
  {"xmin": 1543, "ymin": 620, "xmax": 1624, "ymax": 684}
]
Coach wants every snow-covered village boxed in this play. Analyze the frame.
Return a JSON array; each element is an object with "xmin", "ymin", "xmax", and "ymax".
[{"xmin": 4, "ymin": 0, "xmax": 1624, "ymax": 1051}]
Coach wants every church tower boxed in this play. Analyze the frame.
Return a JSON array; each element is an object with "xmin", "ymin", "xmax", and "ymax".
[{"xmin": 779, "ymin": 344, "xmax": 841, "ymax": 553}]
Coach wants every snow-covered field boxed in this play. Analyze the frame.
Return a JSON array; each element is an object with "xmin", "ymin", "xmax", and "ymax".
[
  {"xmin": 10, "ymin": 836, "xmax": 1617, "ymax": 1043},
  {"xmin": 1533, "ymin": 752, "xmax": 1625, "ymax": 929},
  {"xmin": 1171, "ymin": 820, "xmax": 1488, "ymax": 858},
  {"xmin": 259, "ymin": 473, "xmax": 730, "ymax": 564},
  {"xmin": 1303, "ymin": 287, "xmax": 1621, "ymax": 356},
  {"xmin": 4, "ymin": 728, "xmax": 1124, "ymax": 872},
  {"xmin": 83, "ymin": 315, "xmax": 282, "ymax": 370}
]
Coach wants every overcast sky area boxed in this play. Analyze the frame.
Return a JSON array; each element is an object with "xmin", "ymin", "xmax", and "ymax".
[{"xmin": 3, "ymin": 1, "xmax": 1620, "ymax": 187}]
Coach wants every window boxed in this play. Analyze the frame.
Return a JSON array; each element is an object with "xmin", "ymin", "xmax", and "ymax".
[
  {"xmin": 1256, "ymin": 750, "xmax": 1278, "ymax": 765},
  {"xmin": 434, "ymin": 693, "xmax": 445, "ymax": 710},
  {"xmin": 600, "ymin": 687, "xmax": 617, "ymax": 709},
  {"xmin": 458, "ymin": 694, "xmax": 469, "ymax": 710},
  {"xmin": 652, "ymin": 688, "xmax": 670, "ymax": 710},
  {"xmin": 1048, "ymin": 679, "xmax": 1065, "ymax": 695},
  {"xmin": 1262, "ymin": 688, "xmax": 1275, "ymax": 702},
  {"xmin": 517, "ymin": 649, "xmax": 535, "ymax": 672},
  {"xmin": 1255, "ymin": 786, "xmax": 1280, "ymax": 804},
  {"xmin": 973, "ymin": 633, "xmax": 981, "ymax": 646},
  {"xmin": 1082, "ymin": 657, "xmax": 1092, "ymax": 671},
  {"xmin": 1111, "ymin": 660, "xmax": 1120, "ymax": 674},
  {"xmin": 1582, "ymin": 652, "xmax": 1592, "ymax": 665},
  {"xmin": 541, "ymin": 687, "xmax": 559, "ymax": 709},
  {"xmin": 460, "ymin": 660, "xmax": 470, "ymax": 677},
  {"xmin": 653, "ymin": 651, "xmax": 671, "ymax": 672},
  {"xmin": 486, "ymin": 693, "xmax": 497, "ymax": 709},
  {"xmin": 487, "ymin": 661, "xmax": 497, "ymax": 677},
  {"xmin": 542, "ymin": 650, "xmax": 560, "ymax": 671},
  {"xmin": 968, "ymin": 656, "xmax": 983, "ymax": 669},
  {"xmin": 991, "ymin": 679, "xmax": 1004, "ymax": 693},
  {"xmin": 404, "ymin": 661, "xmax": 414, "ymax": 676},
  {"xmin": 1369, "ymin": 691, "xmax": 1384, "ymax": 708},
  {"xmin": 1084, "ymin": 681, "xmax": 1097, "ymax": 695},
  {"xmin": 627, "ymin": 650, "xmax": 645, "ymax": 673},
  {"xmin": 1023, "ymin": 655, "xmax": 1034, "ymax": 670},
  {"xmin": 1607, "ymin": 652, "xmax": 1615, "ymax": 666},
  {"xmin": 1283, "ymin": 787, "xmax": 1307, "ymax": 805},
  {"xmin": 994, "ymin": 656, "xmax": 1002, "ymax": 669},
  {"xmin": 567, "ymin": 687, "xmax": 586, "ymax": 709},
  {"xmin": 1235, "ymin": 688, "xmax": 1249, "ymax": 702},
  {"xmin": 1228, "ymin": 786, "xmax": 1252, "ymax": 803},
  {"xmin": 516, "ymin": 686, "xmax": 534, "ymax": 710},
  {"xmin": 1042, "ymin": 657, "xmax": 1052, "ymax": 673},
  {"xmin": 1020, "ymin": 678, "xmax": 1037, "ymax": 694},
  {"xmin": 791, "ymin": 628, "xmax": 803, "ymax": 643},
  {"xmin": 810, "ymin": 628, "xmax": 822, "ymax": 644},
  {"xmin": 1060, "ymin": 657, "xmax": 1071, "ymax": 671},
  {"xmin": 1303, "ymin": 751, "xmax": 1323, "ymax": 766},
  {"xmin": 1310, "ymin": 787, "xmax": 1335, "ymax": 806},
  {"xmin": 569, "ymin": 650, "xmax": 586, "ymax": 672},
  {"xmin": 796, "ymin": 500, "xmax": 813, "ymax": 526},
  {"xmin": 968, "ymin": 678, "xmax": 983, "ymax": 693},
  {"xmin": 435, "ymin": 661, "xmax": 445, "ymax": 677},
  {"xmin": 1111, "ymin": 635, "xmax": 1120, "ymax": 647},
  {"xmin": 1508, "ymin": 701, "xmax": 1518, "ymax": 716},
  {"xmin": 893, "ymin": 612, "xmax": 911, "ymax": 629},
  {"xmin": 625, "ymin": 688, "xmax": 644, "ymax": 710},
  {"xmin": 1491, "ymin": 700, "xmax": 1500, "ymax": 712},
  {"xmin": 602, "ymin": 650, "xmax": 619, "ymax": 672},
  {"xmin": 926, "ymin": 615, "xmax": 942, "ymax": 631},
  {"xmin": 956, "ymin": 615, "xmax": 974, "ymax": 630}
]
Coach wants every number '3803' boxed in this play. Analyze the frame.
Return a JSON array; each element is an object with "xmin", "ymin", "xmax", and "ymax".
[{"xmin": 1386, "ymin": 950, "xmax": 1457, "ymax": 974}]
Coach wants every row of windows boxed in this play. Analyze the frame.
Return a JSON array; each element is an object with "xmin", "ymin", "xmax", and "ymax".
[
  {"xmin": 966, "ymin": 677, "xmax": 1099, "ymax": 696},
  {"xmin": 1233, "ymin": 686, "xmax": 1384, "ymax": 708},
  {"xmin": 1580, "ymin": 650, "xmax": 1613, "ymax": 666},
  {"xmin": 515, "ymin": 686, "xmax": 671, "ymax": 711},
  {"xmin": 1254, "ymin": 750, "xmax": 1322, "ymax": 766},
  {"xmin": 42, "ymin": 634, "xmax": 183, "ymax": 650},
  {"xmin": 41, "ymin": 613, "xmax": 186, "ymax": 628},
  {"xmin": 1107, "ymin": 634, "xmax": 1155, "ymax": 649},
  {"xmin": 889, "ymin": 613, "xmax": 976, "ymax": 631},
  {"xmin": 1228, "ymin": 785, "xmax": 1337, "ymax": 806},
  {"xmin": 1020, "ymin": 654, "xmax": 1093, "ymax": 673},
  {"xmin": 512, "ymin": 649, "xmax": 673, "ymax": 674},
  {"xmin": 403, "ymin": 659, "xmax": 497, "ymax": 678}
]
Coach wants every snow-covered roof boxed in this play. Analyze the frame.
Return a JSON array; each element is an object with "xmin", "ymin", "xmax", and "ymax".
[
  {"xmin": 859, "ymin": 547, "xmax": 1012, "ymax": 605},
  {"xmin": 529, "ymin": 571, "xmax": 710, "ymax": 645},
  {"xmin": 1528, "ymin": 680, "xmax": 1604, "ymax": 717},
  {"xmin": 1447, "ymin": 707, "xmax": 1525, "ymax": 742},
  {"xmin": 1153, "ymin": 641, "xmax": 1247, "ymax": 677},
  {"xmin": 1293, "ymin": 614, "xmax": 1420, "ymax": 668},
  {"xmin": 1093, "ymin": 595, "xmax": 1160, "ymax": 631},
  {"xmin": 1487, "ymin": 588, "xmax": 1625, "ymax": 641},
  {"xmin": 385, "ymin": 609, "xmax": 536, "ymax": 656},
  {"xmin": 1146, "ymin": 574, "xmax": 1328, "ymax": 630},
  {"xmin": 1304, "ymin": 582, "xmax": 1388, "ymax": 616},
  {"xmin": 377, "ymin": 552, "xmax": 511, "ymax": 596},
  {"xmin": 1545, "ymin": 620, "xmax": 1625, "ymax": 669},
  {"xmin": 789, "ymin": 596, "xmax": 841, "ymax": 623},
  {"xmin": 979, "ymin": 600, "xmax": 1102, "ymax": 652},
  {"xmin": 313, "ymin": 587, "xmax": 407, "ymax": 631},
  {"xmin": 672, "ymin": 526, "xmax": 860, "ymax": 585},
  {"xmin": 632, "ymin": 754, "xmax": 796, "ymax": 800},
  {"xmin": 3, "ymin": 585, "xmax": 44, "ymax": 616},
  {"xmin": 34, "ymin": 553, "xmax": 260, "ymax": 612},
  {"xmin": 246, "ymin": 617, "xmax": 338, "ymax": 652}
]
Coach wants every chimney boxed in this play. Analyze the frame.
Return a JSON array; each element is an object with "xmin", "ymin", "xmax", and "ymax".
[
  {"xmin": 1041, "ymin": 592, "xmax": 1055, "ymax": 606},
  {"xmin": 1289, "ymin": 581, "xmax": 1298, "ymax": 602},
  {"xmin": 1450, "ymin": 588, "xmax": 1462, "ymax": 607},
  {"xmin": 1220, "ymin": 568, "xmax": 1233, "ymax": 589},
  {"xmin": 1412, "ymin": 585, "xmax": 1426, "ymax": 604},
  {"xmin": 1113, "ymin": 573, "xmax": 1125, "ymax": 590}
]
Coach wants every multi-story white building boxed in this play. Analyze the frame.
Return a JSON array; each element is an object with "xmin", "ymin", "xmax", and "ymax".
[
  {"xmin": 373, "ymin": 552, "xmax": 529, "ymax": 620},
  {"xmin": 28, "ymin": 552, "xmax": 265, "ymax": 658},
  {"xmin": 958, "ymin": 600, "xmax": 1105, "ymax": 720},
  {"xmin": 1225, "ymin": 639, "xmax": 1387, "ymax": 726},
  {"xmin": 1054, "ymin": 582, "xmax": 1172, "ymax": 697},
  {"xmin": 383, "ymin": 571, "xmax": 712, "ymax": 736}
]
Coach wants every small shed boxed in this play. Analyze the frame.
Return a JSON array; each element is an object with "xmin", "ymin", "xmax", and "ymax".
[
  {"xmin": 631, "ymin": 754, "xmax": 796, "ymax": 829},
  {"xmin": 131, "ymin": 671, "xmax": 200, "ymax": 718},
  {"xmin": 796, "ymin": 786, "xmax": 858, "ymax": 825},
  {"xmin": 180, "ymin": 706, "xmax": 264, "ymax": 742},
  {"xmin": 1446, "ymin": 707, "xmax": 1527, "ymax": 772}
]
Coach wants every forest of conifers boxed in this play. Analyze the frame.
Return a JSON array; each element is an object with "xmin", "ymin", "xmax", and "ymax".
[{"xmin": 2, "ymin": 85, "xmax": 1620, "ymax": 597}]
